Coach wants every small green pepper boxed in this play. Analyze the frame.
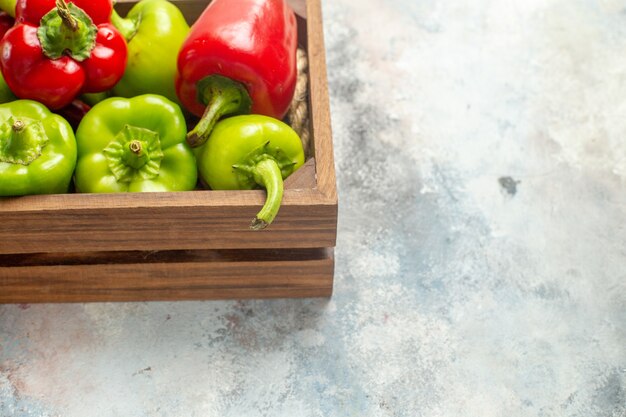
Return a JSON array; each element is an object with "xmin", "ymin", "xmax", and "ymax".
[
  {"xmin": 194, "ymin": 115, "xmax": 305, "ymax": 229},
  {"xmin": 110, "ymin": 0, "xmax": 189, "ymax": 103},
  {"xmin": 75, "ymin": 94, "xmax": 197, "ymax": 193},
  {"xmin": 0, "ymin": 100, "xmax": 77, "ymax": 196}
]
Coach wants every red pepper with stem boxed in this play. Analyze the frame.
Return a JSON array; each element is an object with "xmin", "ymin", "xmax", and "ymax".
[
  {"xmin": 0, "ymin": 0, "xmax": 127, "ymax": 110},
  {"xmin": 176, "ymin": 0, "xmax": 298, "ymax": 147}
]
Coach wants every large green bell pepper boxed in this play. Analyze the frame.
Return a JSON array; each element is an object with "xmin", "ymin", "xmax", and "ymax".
[
  {"xmin": 110, "ymin": 0, "xmax": 189, "ymax": 103},
  {"xmin": 75, "ymin": 94, "xmax": 197, "ymax": 193},
  {"xmin": 194, "ymin": 115, "xmax": 304, "ymax": 229},
  {"xmin": 0, "ymin": 100, "xmax": 77, "ymax": 196}
]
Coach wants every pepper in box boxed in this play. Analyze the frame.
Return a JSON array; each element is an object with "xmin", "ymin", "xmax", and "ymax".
[
  {"xmin": 74, "ymin": 95, "xmax": 197, "ymax": 193},
  {"xmin": 0, "ymin": 100, "xmax": 77, "ymax": 196},
  {"xmin": 195, "ymin": 115, "xmax": 305, "ymax": 229},
  {"xmin": 176, "ymin": 0, "xmax": 298, "ymax": 147},
  {"xmin": 0, "ymin": 0, "xmax": 127, "ymax": 110},
  {"xmin": 110, "ymin": 0, "xmax": 189, "ymax": 104}
]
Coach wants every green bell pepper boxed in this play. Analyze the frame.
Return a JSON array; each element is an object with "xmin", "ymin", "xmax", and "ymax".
[
  {"xmin": 75, "ymin": 94, "xmax": 197, "ymax": 193},
  {"xmin": 194, "ymin": 115, "xmax": 305, "ymax": 229},
  {"xmin": 0, "ymin": 100, "xmax": 77, "ymax": 196},
  {"xmin": 110, "ymin": 0, "xmax": 189, "ymax": 103}
]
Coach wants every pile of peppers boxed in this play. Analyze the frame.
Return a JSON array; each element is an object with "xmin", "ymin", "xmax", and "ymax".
[{"xmin": 0, "ymin": 0, "xmax": 305, "ymax": 229}]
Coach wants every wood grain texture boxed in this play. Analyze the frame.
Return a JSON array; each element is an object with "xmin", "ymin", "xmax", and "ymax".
[
  {"xmin": 284, "ymin": 158, "xmax": 317, "ymax": 189},
  {"xmin": 0, "ymin": 190, "xmax": 336, "ymax": 254},
  {"xmin": 0, "ymin": 249, "xmax": 334, "ymax": 303},
  {"xmin": 306, "ymin": 0, "xmax": 337, "ymax": 202}
]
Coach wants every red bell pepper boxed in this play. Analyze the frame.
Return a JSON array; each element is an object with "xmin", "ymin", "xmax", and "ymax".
[
  {"xmin": 176, "ymin": 0, "xmax": 298, "ymax": 147},
  {"xmin": 0, "ymin": 0, "xmax": 127, "ymax": 109}
]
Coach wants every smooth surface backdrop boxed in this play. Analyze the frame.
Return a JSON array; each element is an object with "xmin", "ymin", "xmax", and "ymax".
[{"xmin": 1, "ymin": 0, "xmax": 625, "ymax": 415}]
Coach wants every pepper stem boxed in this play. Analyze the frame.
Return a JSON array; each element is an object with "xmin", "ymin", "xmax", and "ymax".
[
  {"xmin": 122, "ymin": 139, "xmax": 150, "ymax": 170},
  {"xmin": 0, "ymin": 117, "xmax": 49, "ymax": 166},
  {"xmin": 12, "ymin": 120, "xmax": 24, "ymax": 132},
  {"xmin": 37, "ymin": 0, "xmax": 97, "ymax": 61},
  {"xmin": 249, "ymin": 158, "xmax": 284, "ymax": 230},
  {"xmin": 56, "ymin": 0, "xmax": 78, "ymax": 31},
  {"xmin": 129, "ymin": 140, "xmax": 142, "ymax": 154},
  {"xmin": 103, "ymin": 125, "xmax": 163, "ymax": 182},
  {"xmin": 187, "ymin": 75, "xmax": 252, "ymax": 148},
  {"xmin": 109, "ymin": 9, "xmax": 137, "ymax": 41}
]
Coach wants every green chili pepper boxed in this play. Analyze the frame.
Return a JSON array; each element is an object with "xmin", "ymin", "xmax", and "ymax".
[
  {"xmin": 0, "ymin": 100, "xmax": 77, "ymax": 196},
  {"xmin": 75, "ymin": 94, "xmax": 197, "ymax": 193},
  {"xmin": 110, "ymin": 0, "xmax": 189, "ymax": 103},
  {"xmin": 194, "ymin": 115, "xmax": 304, "ymax": 229}
]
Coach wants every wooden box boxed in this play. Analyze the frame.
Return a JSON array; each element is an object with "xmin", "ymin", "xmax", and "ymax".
[{"xmin": 0, "ymin": 0, "xmax": 337, "ymax": 303}]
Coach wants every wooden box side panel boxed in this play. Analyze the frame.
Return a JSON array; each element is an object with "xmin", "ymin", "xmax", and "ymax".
[
  {"xmin": 0, "ymin": 189, "xmax": 336, "ymax": 255},
  {"xmin": 305, "ymin": 0, "xmax": 337, "ymax": 202},
  {"xmin": 0, "ymin": 248, "xmax": 334, "ymax": 303}
]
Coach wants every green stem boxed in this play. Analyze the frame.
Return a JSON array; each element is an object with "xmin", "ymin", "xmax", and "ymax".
[
  {"xmin": 103, "ymin": 125, "xmax": 163, "ymax": 182},
  {"xmin": 0, "ymin": 117, "xmax": 48, "ymax": 165},
  {"xmin": 56, "ymin": 0, "xmax": 78, "ymax": 31},
  {"xmin": 122, "ymin": 139, "xmax": 149, "ymax": 169},
  {"xmin": 109, "ymin": 9, "xmax": 137, "ymax": 41},
  {"xmin": 37, "ymin": 0, "xmax": 97, "ymax": 61},
  {"xmin": 12, "ymin": 119, "xmax": 24, "ymax": 132},
  {"xmin": 186, "ymin": 75, "xmax": 252, "ymax": 148},
  {"xmin": 249, "ymin": 158, "xmax": 284, "ymax": 230}
]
